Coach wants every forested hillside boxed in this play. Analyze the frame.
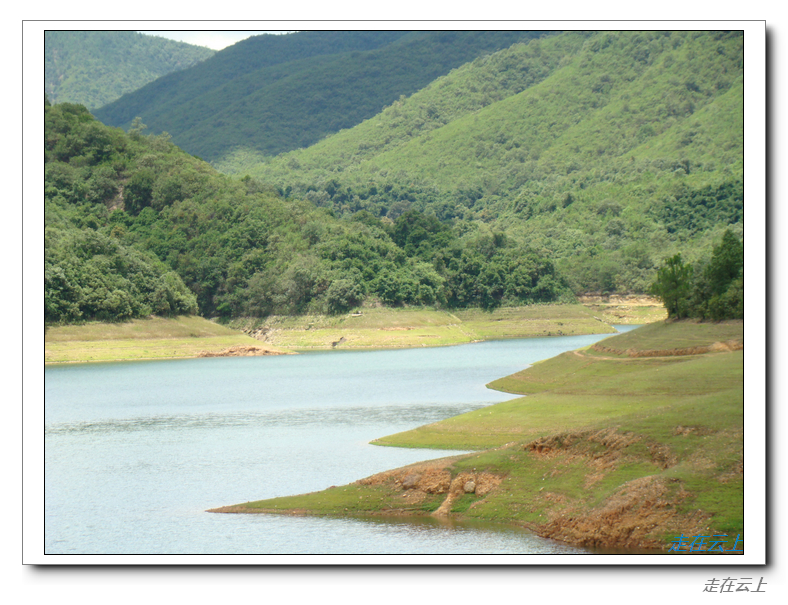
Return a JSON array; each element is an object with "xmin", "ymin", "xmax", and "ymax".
[
  {"xmin": 45, "ymin": 30, "xmax": 745, "ymax": 326},
  {"xmin": 224, "ymin": 30, "xmax": 743, "ymax": 294},
  {"xmin": 93, "ymin": 30, "xmax": 553, "ymax": 160},
  {"xmin": 45, "ymin": 98, "xmax": 572, "ymax": 325},
  {"xmin": 45, "ymin": 31, "xmax": 215, "ymax": 110}
]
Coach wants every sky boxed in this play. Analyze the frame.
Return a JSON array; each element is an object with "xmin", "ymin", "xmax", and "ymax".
[{"xmin": 137, "ymin": 30, "xmax": 293, "ymax": 50}]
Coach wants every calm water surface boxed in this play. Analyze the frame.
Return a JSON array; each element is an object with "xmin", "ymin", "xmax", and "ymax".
[{"xmin": 45, "ymin": 327, "xmax": 638, "ymax": 555}]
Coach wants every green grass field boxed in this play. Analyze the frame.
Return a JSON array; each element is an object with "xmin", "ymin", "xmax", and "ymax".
[
  {"xmin": 588, "ymin": 319, "xmax": 743, "ymax": 355},
  {"xmin": 217, "ymin": 321, "xmax": 744, "ymax": 552}
]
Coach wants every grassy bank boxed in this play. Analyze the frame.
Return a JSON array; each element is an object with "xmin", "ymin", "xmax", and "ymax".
[
  {"xmin": 44, "ymin": 302, "xmax": 655, "ymax": 364},
  {"xmin": 45, "ymin": 316, "xmax": 289, "ymax": 364},
  {"xmin": 214, "ymin": 321, "xmax": 744, "ymax": 552},
  {"xmin": 227, "ymin": 304, "xmax": 617, "ymax": 350}
]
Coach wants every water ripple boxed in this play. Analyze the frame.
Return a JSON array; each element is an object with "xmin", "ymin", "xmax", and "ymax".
[{"xmin": 45, "ymin": 403, "xmax": 486, "ymax": 436}]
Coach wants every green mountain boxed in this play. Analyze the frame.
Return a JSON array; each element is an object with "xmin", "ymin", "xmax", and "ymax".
[
  {"xmin": 92, "ymin": 31, "xmax": 553, "ymax": 161},
  {"xmin": 45, "ymin": 98, "xmax": 571, "ymax": 324},
  {"xmin": 45, "ymin": 30, "xmax": 744, "ymax": 326},
  {"xmin": 225, "ymin": 30, "xmax": 743, "ymax": 294},
  {"xmin": 45, "ymin": 31, "xmax": 215, "ymax": 110}
]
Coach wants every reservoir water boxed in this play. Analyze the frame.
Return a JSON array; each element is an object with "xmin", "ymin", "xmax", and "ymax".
[{"xmin": 45, "ymin": 328, "xmax": 637, "ymax": 555}]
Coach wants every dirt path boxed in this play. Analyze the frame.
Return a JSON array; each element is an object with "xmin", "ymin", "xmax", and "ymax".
[{"xmin": 572, "ymin": 341, "xmax": 743, "ymax": 361}]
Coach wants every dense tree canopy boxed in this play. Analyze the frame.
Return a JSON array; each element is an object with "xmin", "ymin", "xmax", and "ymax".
[
  {"xmin": 45, "ymin": 100, "xmax": 571, "ymax": 325},
  {"xmin": 227, "ymin": 30, "xmax": 743, "ymax": 294},
  {"xmin": 45, "ymin": 30, "xmax": 744, "ymax": 320}
]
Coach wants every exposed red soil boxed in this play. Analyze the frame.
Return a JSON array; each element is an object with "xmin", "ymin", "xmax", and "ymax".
[
  {"xmin": 529, "ymin": 475, "xmax": 713, "ymax": 550},
  {"xmin": 198, "ymin": 345, "xmax": 286, "ymax": 357},
  {"xmin": 357, "ymin": 461, "xmax": 504, "ymax": 518}
]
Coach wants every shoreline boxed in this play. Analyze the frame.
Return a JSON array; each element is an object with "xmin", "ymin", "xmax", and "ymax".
[
  {"xmin": 205, "ymin": 504, "xmax": 668, "ymax": 554},
  {"xmin": 211, "ymin": 320, "xmax": 743, "ymax": 553},
  {"xmin": 44, "ymin": 349, "xmax": 292, "ymax": 366},
  {"xmin": 46, "ymin": 303, "xmax": 659, "ymax": 365},
  {"xmin": 44, "ymin": 316, "xmax": 291, "ymax": 365}
]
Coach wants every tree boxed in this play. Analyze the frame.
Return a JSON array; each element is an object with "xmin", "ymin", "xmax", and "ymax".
[
  {"xmin": 123, "ymin": 169, "xmax": 155, "ymax": 214},
  {"xmin": 128, "ymin": 116, "xmax": 148, "ymax": 140},
  {"xmin": 706, "ymin": 229, "xmax": 743, "ymax": 297},
  {"xmin": 703, "ymin": 230, "xmax": 744, "ymax": 320},
  {"xmin": 325, "ymin": 277, "xmax": 364, "ymax": 314},
  {"xmin": 650, "ymin": 253, "xmax": 693, "ymax": 319}
]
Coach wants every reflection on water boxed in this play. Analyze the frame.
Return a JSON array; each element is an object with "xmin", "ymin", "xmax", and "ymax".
[
  {"xmin": 45, "ymin": 330, "xmax": 637, "ymax": 555},
  {"xmin": 208, "ymin": 514, "xmax": 588, "ymax": 555}
]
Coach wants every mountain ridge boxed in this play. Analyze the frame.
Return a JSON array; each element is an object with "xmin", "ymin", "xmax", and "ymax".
[
  {"xmin": 222, "ymin": 30, "xmax": 743, "ymax": 293},
  {"xmin": 93, "ymin": 31, "xmax": 554, "ymax": 159},
  {"xmin": 45, "ymin": 30, "xmax": 215, "ymax": 110}
]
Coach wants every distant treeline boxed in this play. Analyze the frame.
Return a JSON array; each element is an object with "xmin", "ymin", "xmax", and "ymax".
[{"xmin": 45, "ymin": 99, "xmax": 571, "ymax": 325}]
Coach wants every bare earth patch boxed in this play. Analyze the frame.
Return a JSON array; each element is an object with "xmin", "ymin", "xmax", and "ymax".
[
  {"xmin": 592, "ymin": 340, "xmax": 743, "ymax": 358},
  {"xmin": 198, "ymin": 345, "xmax": 288, "ymax": 357},
  {"xmin": 532, "ymin": 476, "xmax": 711, "ymax": 550},
  {"xmin": 357, "ymin": 460, "xmax": 504, "ymax": 517}
]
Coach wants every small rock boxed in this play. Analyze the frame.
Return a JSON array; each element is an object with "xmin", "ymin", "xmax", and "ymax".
[
  {"xmin": 463, "ymin": 480, "xmax": 476, "ymax": 494},
  {"xmin": 401, "ymin": 473, "xmax": 421, "ymax": 489}
]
